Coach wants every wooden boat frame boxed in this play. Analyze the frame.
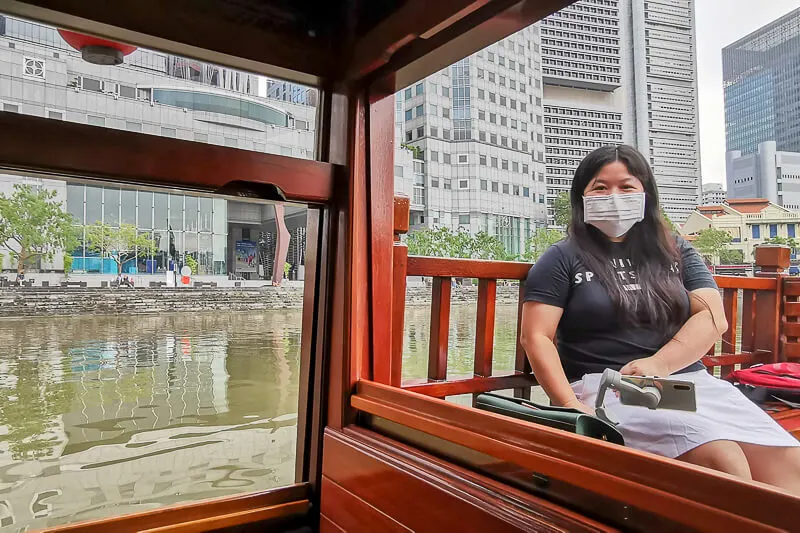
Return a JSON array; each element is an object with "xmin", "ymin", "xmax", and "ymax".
[{"xmin": 0, "ymin": 1, "xmax": 798, "ymax": 531}]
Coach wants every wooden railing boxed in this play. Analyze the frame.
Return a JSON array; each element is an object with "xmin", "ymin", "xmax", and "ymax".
[{"xmin": 386, "ymin": 196, "xmax": 795, "ymax": 399}]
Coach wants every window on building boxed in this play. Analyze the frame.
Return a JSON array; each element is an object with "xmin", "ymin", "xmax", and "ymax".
[
  {"xmin": 443, "ymin": 129, "xmax": 451, "ymax": 140},
  {"xmin": 404, "ymin": 88, "xmax": 412, "ymax": 99},
  {"xmin": 3, "ymin": 103, "xmax": 19, "ymax": 113},
  {"xmin": 499, "ymin": 76, "xmax": 506, "ymax": 87},
  {"xmin": 81, "ymin": 77, "xmax": 103, "ymax": 92},
  {"xmin": 489, "ymin": 93, "xmax": 496, "ymax": 103},
  {"xmin": 480, "ymin": 154, "xmax": 487, "ymax": 165},
  {"xmin": 126, "ymin": 121, "xmax": 142, "ymax": 132},
  {"xmin": 405, "ymin": 109, "xmax": 413, "ymax": 121},
  {"xmin": 500, "ymin": 116, "xmax": 507, "ymax": 127},
  {"xmin": 512, "ymin": 162, "xmax": 519, "ymax": 172},
  {"xmin": 790, "ymin": 224, "xmax": 796, "ymax": 238},
  {"xmin": 48, "ymin": 110, "xmax": 64, "ymax": 120},
  {"xmin": 195, "ymin": 132, "xmax": 208, "ymax": 142},
  {"xmin": 490, "ymin": 113, "xmax": 497, "ymax": 124},
  {"xmin": 523, "ymin": 187, "xmax": 530, "ymax": 197},
  {"xmin": 514, "ymin": 185, "xmax": 520, "ymax": 196},
  {"xmin": 442, "ymin": 86, "xmax": 450, "ymax": 97},
  {"xmin": 416, "ymin": 83, "xmax": 424, "ymax": 96},
  {"xmin": 501, "ymin": 136, "xmax": 508, "ymax": 147},
  {"xmin": 477, "ymin": 68, "xmax": 484, "ymax": 79},
  {"xmin": 416, "ymin": 105, "xmax": 424, "ymax": 117},
  {"xmin": 431, "ymin": 126, "xmax": 438, "ymax": 137},
  {"xmin": 500, "ymin": 96, "xmax": 507, "ymax": 106},
  {"xmin": 480, "ymin": 179, "xmax": 488, "ymax": 191},
  {"xmin": 503, "ymin": 183, "xmax": 510, "ymax": 194},
  {"xmin": 406, "ymin": 131, "xmax": 413, "ymax": 142},
  {"xmin": 489, "ymin": 72, "xmax": 496, "ymax": 83},
  {"xmin": 488, "ymin": 52, "xmax": 495, "ymax": 62},
  {"xmin": 430, "ymin": 150, "xmax": 440, "ymax": 162},
  {"xmin": 502, "ymin": 160, "xmax": 509, "ymax": 170},
  {"xmin": 444, "ymin": 179, "xmax": 452, "ymax": 190},
  {"xmin": 522, "ymin": 164, "xmax": 529, "ymax": 174},
  {"xmin": 752, "ymin": 225, "xmax": 761, "ymax": 239},
  {"xmin": 492, "ymin": 182, "xmax": 499, "ymax": 192},
  {"xmin": 479, "ymin": 131, "xmax": 486, "ymax": 141},
  {"xmin": 490, "ymin": 133, "xmax": 497, "ymax": 144},
  {"xmin": 417, "ymin": 126, "xmax": 424, "ymax": 138},
  {"xmin": 457, "ymin": 154, "xmax": 468, "ymax": 164},
  {"xmin": 478, "ymin": 110, "xmax": 486, "ymax": 120},
  {"xmin": 443, "ymin": 153, "xmax": 451, "ymax": 164},
  {"xmin": 443, "ymin": 107, "xmax": 450, "ymax": 118},
  {"xmin": 459, "ymin": 180, "xmax": 469, "ymax": 189},
  {"xmin": 87, "ymin": 115, "xmax": 105, "ymax": 127},
  {"xmin": 770, "ymin": 224, "xmax": 778, "ymax": 238},
  {"xmin": 459, "ymin": 214, "xmax": 470, "ymax": 224},
  {"xmin": 478, "ymin": 89, "xmax": 485, "ymax": 99},
  {"xmin": 431, "ymin": 177, "xmax": 439, "ymax": 187},
  {"xmin": 491, "ymin": 157, "xmax": 498, "ymax": 168}
]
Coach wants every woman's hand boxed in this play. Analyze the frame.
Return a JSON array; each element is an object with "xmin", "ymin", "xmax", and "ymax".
[
  {"xmin": 563, "ymin": 398, "xmax": 596, "ymax": 416},
  {"xmin": 620, "ymin": 357, "xmax": 670, "ymax": 377}
]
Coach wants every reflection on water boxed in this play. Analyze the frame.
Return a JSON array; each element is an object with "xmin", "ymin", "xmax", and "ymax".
[
  {"xmin": 0, "ymin": 312, "xmax": 301, "ymax": 531},
  {"xmin": 402, "ymin": 304, "xmax": 520, "ymax": 381}
]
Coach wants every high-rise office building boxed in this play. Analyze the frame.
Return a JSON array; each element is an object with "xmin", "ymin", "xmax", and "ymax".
[
  {"xmin": 701, "ymin": 182, "xmax": 726, "ymax": 205},
  {"xmin": 399, "ymin": 26, "xmax": 548, "ymax": 256},
  {"xmin": 398, "ymin": 0, "xmax": 702, "ymax": 235},
  {"xmin": 723, "ymin": 8, "xmax": 800, "ymax": 156},
  {"xmin": 541, "ymin": 0, "xmax": 700, "ymax": 224},
  {"xmin": 724, "ymin": 8, "xmax": 800, "ymax": 209}
]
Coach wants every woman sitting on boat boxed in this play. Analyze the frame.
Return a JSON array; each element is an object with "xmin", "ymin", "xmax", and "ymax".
[{"xmin": 520, "ymin": 144, "xmax": 800, "ymax": 494}]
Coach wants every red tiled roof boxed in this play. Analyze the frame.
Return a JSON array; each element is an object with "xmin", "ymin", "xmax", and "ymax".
[{"xmin": 725, "ymin": 198, "xmax": 770, "ymax": 214}]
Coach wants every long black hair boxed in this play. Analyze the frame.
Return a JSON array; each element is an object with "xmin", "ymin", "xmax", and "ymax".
[{"xmin": 568, "ymin": 145, "xmax": 686, "ymax": 328}]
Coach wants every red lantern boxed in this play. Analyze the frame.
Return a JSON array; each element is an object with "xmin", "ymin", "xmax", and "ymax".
[{"xmin": 57, "ymin": 29, "xmax": 137, "ymax": 65}]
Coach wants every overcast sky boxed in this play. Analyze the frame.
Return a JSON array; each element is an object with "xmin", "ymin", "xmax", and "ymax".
[{"xmin": 696, "ymin": 0, "xmax": 800, "ymax": 186}]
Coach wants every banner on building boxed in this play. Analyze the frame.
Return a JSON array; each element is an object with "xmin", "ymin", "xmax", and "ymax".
[{"xmin": 234, "ymin": 240, "xmax": 257, "ymax": 273}]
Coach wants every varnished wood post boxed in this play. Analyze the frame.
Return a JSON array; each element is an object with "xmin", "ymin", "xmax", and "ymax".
[
  {"xmin": 391, "ymin": 196, "xmax": 410, "ymax": 387},
  {"xmin": 367, "ymin": 90, "xmax": 396, "ymax": 385},
  {"xmin": 474, "ymin": 279, "xmax": 496, "ymax": 377},
  {"xmin": 429, "ymin": 277, "xmax": 452, "ymax": 382},
  {"xmin": 514, "ymin": 281, "xmax": 532, "ymax": 399},
  {"xmin": 754, "ymin": 245, "xmax": 789, "ymax": 363}
]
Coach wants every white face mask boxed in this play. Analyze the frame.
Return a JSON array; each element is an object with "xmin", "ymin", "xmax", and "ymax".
[{"xmin": 583, "ymin": 192, "xmax": 646, "ymax": 238}]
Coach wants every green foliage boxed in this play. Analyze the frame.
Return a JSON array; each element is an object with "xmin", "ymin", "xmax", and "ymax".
[
  {"xmin": 284, "ymin": 262, "xmax": 291, "ymax": 277},
  {"xmin": 553, "ymin": 191, "xmax": 571, "ymax": 227},
  {"xmin": 62, "ymin": 254, "xmax": 73, "ymax": 277},
  {"xmin": 400, "ymin": 143, "xmax": 423, "ymax": 159},
  {"xmin": 0, "ymin": 184, "xmax": 77, "ymax": 274},
  {"xmin": 406, "ymin": 227, "xmax": 511, "ymax": 260},
  {"xmin": 693, "ymin": 228, "xmax": 732, "ymax": 263},
  {"xmin": 718, "ymin": 248, "xmax": 745, "ymax": 264},
  {"xmin": 522, "ymin": 228, "xmax": 564, "ymax": 262},
  {"xmin": 0, "ymin": 252, "xmax": 4, "ymax": 270},
  {"xmin": 85, "ymin": 222, "xmax": 156, "ymax": 274},
  {"xmin": 660, "ymin": 207, "xmax": 678, "ymax": 233},
  {"xmin": 763, "ymin": 236, "xmax": 799, "ymax": 250},
  {"xmin": 185, "ymin": 254, "xmax": 198, "ymax": 275}
]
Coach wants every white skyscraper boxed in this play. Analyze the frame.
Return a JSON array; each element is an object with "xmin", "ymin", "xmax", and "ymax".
[{"xmin": 396, "ymin": 0, "xmax": 702, "ymax": 251}]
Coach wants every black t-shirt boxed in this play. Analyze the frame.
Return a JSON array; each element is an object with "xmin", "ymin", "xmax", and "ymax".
[{"xmin": 523, "ymin": 236, "xmax": 717, "ymax": 382}]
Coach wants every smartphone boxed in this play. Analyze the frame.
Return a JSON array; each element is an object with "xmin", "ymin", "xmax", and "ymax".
[{"xmin": 619, "ymin": 376, "xmax": 697, "ymax": 412}]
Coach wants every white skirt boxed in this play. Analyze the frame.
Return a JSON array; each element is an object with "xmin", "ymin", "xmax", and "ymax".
[{"xmin": 572, "ymin": 369, "xmax": 799, "ymax": 458}]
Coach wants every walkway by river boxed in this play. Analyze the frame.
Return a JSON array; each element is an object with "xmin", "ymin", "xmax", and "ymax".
[{"xmin": 0, "ymin": 305, "xmax": 520, "ymax": 531}]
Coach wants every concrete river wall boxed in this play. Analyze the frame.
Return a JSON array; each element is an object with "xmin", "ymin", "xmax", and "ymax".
[{"xmin": 0, "ymin": 282, "xmax": 524, "ymax": 317}]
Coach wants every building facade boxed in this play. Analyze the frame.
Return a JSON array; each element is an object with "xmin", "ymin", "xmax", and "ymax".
[
  {"xmin": 541, "ymin": 0, "xmax": 700, "ymax": 224},
  {"xmin": 723, "ymin": 7, "xmax": 800, "ymax": 156},
  {"xmin": 726, "ymin": 141, "xmax": 800, "ymax": 210},
  {"xmin": 0, "ymin": 14, "xmax": 315, "ymax": 279},
  {"xmin": 399, "ymin": 26, "xmax": 548, "ymax": 256},
  {"xmin": 701, "ymin": 182, "xmax": 726, "ymax": 205},
  {"xmin": 682, "ymin": 198, "xmax": 800, "ymax": 261}
]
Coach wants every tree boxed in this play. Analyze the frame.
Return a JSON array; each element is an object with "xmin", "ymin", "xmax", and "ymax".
[
  {"xmin": 406, "ymin": 226, "xmax": 511, "ymax": 260},
  {"xmin": 85, "ymin": 222, "xmax": 156, "ymax": 275},
  {"xmin": 553, "ymin": 191, "xmax": 571, "ymax": 227},
  {"xmin": 763, "ymin": 236, "xmax": 799, "ymax": 250},
  {"xmin": 471, "ymin": 231, "xmax": 510, "ymax": 261},
  {"xmin": 522, "ymin": 228, "xmax": 564, "ymax": 262},
  {"xmin": 660, "ymin": 207, "xmax": 678, "ymax": 233},
  {"xmin": 0, "ymin": 184, "xmax": 77, "ymax": 275},
  {"xmin": 185, "ymin": 254, "xmax": 198, "ymax": 275},
  {"xmin": 719, "ymin": 248, "xmax": 744, "ymax": 264},
  {"xmin": 693, "ymin": 228, "xmax": 732, "ymax": 264}
]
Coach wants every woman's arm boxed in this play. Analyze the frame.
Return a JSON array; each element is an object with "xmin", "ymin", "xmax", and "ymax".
[
  {"xmin": 520, "ymin": 301, "xmax": 593, "ymax": 414},
  {"xmin": 621, "ymin": 287, "xmax": 728, "ymax": 377}
]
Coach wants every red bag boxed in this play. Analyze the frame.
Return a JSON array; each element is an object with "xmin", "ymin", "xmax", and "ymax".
[
  {"xmin": 729, "ymin": 363, "xmax": 800, "ymax": 405},
  {"xmin": 729, "ymin": 363, "xmax": 800, "ymax": 389}
]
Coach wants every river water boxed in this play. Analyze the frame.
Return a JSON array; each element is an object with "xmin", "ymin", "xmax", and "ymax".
[{"xmin": 0, "ymin": 304, "xmax": 520, "ymax": 531}]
